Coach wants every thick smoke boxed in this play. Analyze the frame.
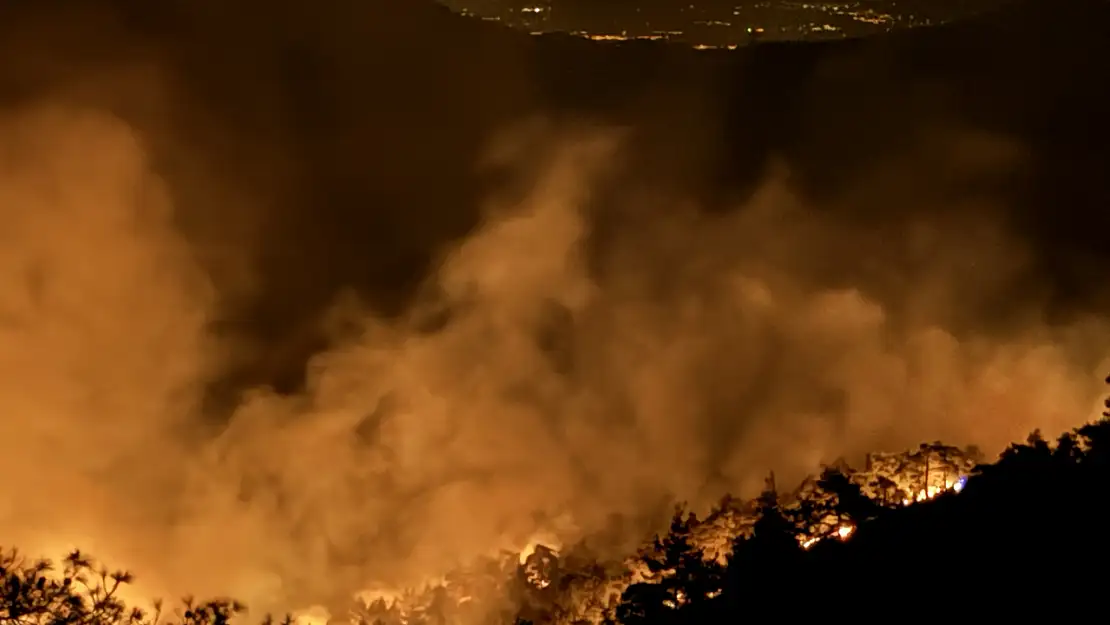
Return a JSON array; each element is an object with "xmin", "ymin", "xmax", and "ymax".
[
  {"xmin": 0, "ymin": 105, "xmax": 217, "ymax": 595},
  {"xmin": 0, "ymin": 0, "xmax": 1108, "ymax": 620},
  {"xmin": 206, "ymin": 121, "xmax": 1110, "ymax": 609}
]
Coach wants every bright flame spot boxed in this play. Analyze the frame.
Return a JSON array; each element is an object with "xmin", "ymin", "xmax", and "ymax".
[
  {"xmin": 801, "ymin": 474, "xmax": 967, "ymax": 550},
  {"xmin": 663, "ymin": 589, "xmax": 687, "ymax": 609},
  {"xmin": 519, "ymin": 542, "xmax": 541, "ymax": 565},
  {"xmin": 291, "ymin": 606, "xmax": 329, "ymax": 625}
]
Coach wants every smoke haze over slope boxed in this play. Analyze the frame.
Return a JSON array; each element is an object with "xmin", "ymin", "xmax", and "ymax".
[{"xmin": 0, "ymin": 0, "xmax": 1108, "ymax": 616}]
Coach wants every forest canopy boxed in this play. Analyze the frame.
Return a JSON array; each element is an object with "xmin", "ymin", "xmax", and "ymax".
[{"xmin": 4, "ymin": 376, "xmax": 1108, "ymax": 625}]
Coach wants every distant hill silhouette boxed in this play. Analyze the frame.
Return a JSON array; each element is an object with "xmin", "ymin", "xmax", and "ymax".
[{"xmin": 0, "ymin": 0, "xmax": 1106, "ymax": 397}]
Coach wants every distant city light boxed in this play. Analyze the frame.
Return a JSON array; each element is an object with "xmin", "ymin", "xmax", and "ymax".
[{"xmin": 441, "ymin": 0, "xmax": 995, "ymax": 48}]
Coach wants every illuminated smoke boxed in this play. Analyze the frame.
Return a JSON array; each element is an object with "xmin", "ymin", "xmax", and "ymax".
[
  {"xmin": 0, "ymin": 1, "xmax": 1107, "ymax": 619},
  {"xmin": 198, "ymin": 122, "xmax": 1109, "ymax": 612},
  {"xmin": 0, "ymin": 105, "xmax": 217, "ymax": 596}
]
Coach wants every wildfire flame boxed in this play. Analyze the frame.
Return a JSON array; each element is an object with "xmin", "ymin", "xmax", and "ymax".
[
  {"xmin": 31, "ymin": 455, "xmax": 974, "ymax": 625},
  {"xmin": 800, "ymin": 473, "xmax": 969, "ymax": 550}
]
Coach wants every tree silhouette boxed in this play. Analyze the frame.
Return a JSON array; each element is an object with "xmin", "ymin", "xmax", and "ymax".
[
  {"xmin": 0, "ymin": 550, "xmax": 273, "ymax": 625},
  {"xmin": 816, "ymin": 465, "xmax": 881, "ymax": 526},
  {"xmin": 1076, "ymin": 374, "xmax": 1110, "ymax": 466},
  {"xmin": 717, "ymin": 474, "xmax": 801, "ymax": 616},
  {"xmin": 614, "ymin": 505, "xmax": 722, "ymax": 625},
  {"xmin": 867, "ymin": 474, "xmax": 904, "ymax": 507},
  {"xmin": 8, "ymin": 375, "xmax": 1110, "ymax": 625}
]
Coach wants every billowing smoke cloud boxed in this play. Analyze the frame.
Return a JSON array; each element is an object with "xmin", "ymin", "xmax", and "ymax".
[
  {"xmin": 204, "ymin": 120, "xmax": 1109, "ymax": 610},
  {"xmin": 0, "ymin": 105, "xmax": 217, "ymax": 591},
  {"xmin": 0, "ymin": 0, "xmax": 1108, "ymax": 620}
]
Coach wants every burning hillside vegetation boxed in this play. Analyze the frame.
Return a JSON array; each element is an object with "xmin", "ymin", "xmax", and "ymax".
[{"xmin": 333, "ymin": 444, "xmax": 979, "ymax": 625}]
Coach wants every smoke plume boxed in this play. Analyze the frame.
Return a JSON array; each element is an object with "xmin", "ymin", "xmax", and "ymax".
[{"xmin": 0, "ymin": 0, "xmax": 1108, "ymax": 619}]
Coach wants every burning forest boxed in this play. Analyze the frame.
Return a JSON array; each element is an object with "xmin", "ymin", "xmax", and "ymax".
[
  {"xmin": 331, "ymin": 442, "xmax": 984, "ymax": 625},
  {"xmin": 6, "ymin": 435, "xmax": 1061, "ymax": 625},
  {"xmin": 1, "ymin": 1, "xmax": 1109, "ymax": 624}
]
